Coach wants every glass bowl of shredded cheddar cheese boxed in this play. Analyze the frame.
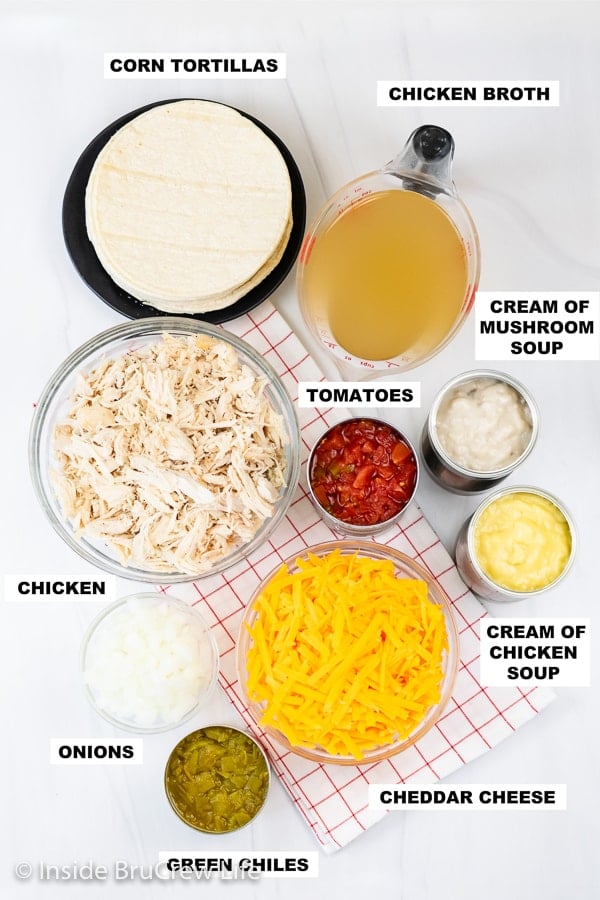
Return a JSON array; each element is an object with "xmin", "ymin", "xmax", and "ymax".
[{"xmin": 237, "ymin": 541, "xmax": 459, "ymax": 765}]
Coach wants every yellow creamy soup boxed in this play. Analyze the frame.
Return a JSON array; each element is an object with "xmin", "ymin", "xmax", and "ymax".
[
  {"xmin": 302, "ymin": 189, "xmax": 468, "ymax": 362},
  {"xmin": 473, "ymin": 492, "xmax": 572, "ymax": 593}
]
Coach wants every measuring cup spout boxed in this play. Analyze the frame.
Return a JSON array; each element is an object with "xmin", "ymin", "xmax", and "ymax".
[{"xmin": 386, "ymin": 125, "xmax": 456, "ymax": 194}]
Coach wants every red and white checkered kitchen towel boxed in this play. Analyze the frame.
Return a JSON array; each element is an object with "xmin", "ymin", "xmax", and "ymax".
[{"xmin": 160, "ymin": 299, "xmax": 555, "ymax": 853}]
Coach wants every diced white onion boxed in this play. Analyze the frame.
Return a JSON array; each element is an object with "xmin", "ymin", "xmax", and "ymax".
[{"xmin": 83, "ymin": 599, "xmax": 215, "ymax": 728}]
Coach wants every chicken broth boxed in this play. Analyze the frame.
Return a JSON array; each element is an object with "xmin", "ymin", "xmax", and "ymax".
[{"xmin": 302, "ymin": 190, "xmax": 469, "ymax": 362}]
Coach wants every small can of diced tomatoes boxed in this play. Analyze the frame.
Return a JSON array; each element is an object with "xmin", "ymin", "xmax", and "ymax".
[{"xmin": 307, "ymin": 417, "xmax": 419, "ymax": 535}]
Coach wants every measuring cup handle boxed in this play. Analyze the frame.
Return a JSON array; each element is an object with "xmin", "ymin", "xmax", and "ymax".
[{"xmin": 386, "ymin": 125, "xmax": 455, "ymax": 190}]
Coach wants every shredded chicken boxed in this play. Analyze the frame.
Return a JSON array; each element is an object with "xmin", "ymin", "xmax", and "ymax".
[{"xmin": 51, "ymin": 334, "xmax": 289, "ymax": 574}]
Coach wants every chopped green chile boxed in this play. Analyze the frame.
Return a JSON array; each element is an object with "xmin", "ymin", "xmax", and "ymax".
[{"xmin": 165, "ymin": 726, "xmax": 269, "ymax": 833}]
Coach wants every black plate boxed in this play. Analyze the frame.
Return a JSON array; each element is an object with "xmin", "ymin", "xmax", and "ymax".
[{"xmin": 62, "ymin": 99, "xmax": 306, "ymax": 324}]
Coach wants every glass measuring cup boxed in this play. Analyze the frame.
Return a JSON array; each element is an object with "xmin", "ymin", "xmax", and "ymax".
[{"xmin": 297, "ymin": 126, "xmax": 480, "ymax": 379}]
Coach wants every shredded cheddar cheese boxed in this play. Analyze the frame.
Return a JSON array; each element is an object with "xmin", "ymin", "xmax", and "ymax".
[{"xmin": 244, "ymin": 550, "xmax": 448, "ymax": 760}]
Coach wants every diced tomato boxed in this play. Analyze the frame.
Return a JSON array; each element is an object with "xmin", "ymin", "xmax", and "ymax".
[
  {"xmin": 343, "ymin": 444, "xmax": 366, "ymax": 465},
  {"xmin": 372, "ymin": 445, "xmax": 389, "ymax": 466},
  {"xmin": 360, "ymin": 439, "xmax": 377, "ymax": 454},
  {"xmin": 387, "ymin": 488, "xmax": 407, "ymax": 502},
  {"xmin": 375, "ymin": 427, "xmax": 394, "ymax": 446},
  {"xmin": 352, "ymin": 464, "xmax": 377, "ymax": 491},
  {"xmin": 312, "ymin": 484, "xmax": 330, "ymax": 509},
  {"xmin": 391, "ymin": 441, "xmax": 413, "ymax": 465},
  {"xmin": 325, "ymin": 431, "xmax": 346, "ymax": 451},
  {"xmin": 337, "ymin": 485, "xmax": 354, "ymax": 505}
]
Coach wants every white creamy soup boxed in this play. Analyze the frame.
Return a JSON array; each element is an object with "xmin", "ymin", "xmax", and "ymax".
[{"xmin": 435, "ymin": 377, "xmax": 533, "ymax": 473}]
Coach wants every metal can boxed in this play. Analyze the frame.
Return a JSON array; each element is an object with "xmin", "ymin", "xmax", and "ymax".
[
  {"xmin": 420, "ymin": 370, "xmax": 539, "ymax": 495},
  {"xmin": 455, "ymin": 486, "xmax": 577, "ymax": 602},
  {"xmin": 306, "ymin": 417, "xmax": 419, "ymax": 536},
  {"xmin": 164, "ymin": 725, "xmax": 270, "ymax": 834}
]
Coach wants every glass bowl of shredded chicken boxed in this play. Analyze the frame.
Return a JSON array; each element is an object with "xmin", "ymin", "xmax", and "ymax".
[{"xmin": 30, "ymin": 319, "xmax": 300, "ymax": 582}]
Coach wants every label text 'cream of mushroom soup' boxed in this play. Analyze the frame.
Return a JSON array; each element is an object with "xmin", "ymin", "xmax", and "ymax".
[
  {"xmin": 475, "ymin": 292, "xmax": 599, "ymax": 360},
  {"xmin": 298, "ymin": 382, "xmax": 420, "ymax": 408},
  {"xmin": 104, "ymin": 54, "xmax": 286, "ymax": 79}
]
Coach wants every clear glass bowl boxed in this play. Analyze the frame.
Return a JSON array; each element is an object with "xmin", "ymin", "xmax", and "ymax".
[
  {"xmin": 80, "ymin": 593, "xmax": 219, "ymax": 734},
  {"xmin": 29, "ymin": 318, "xmax": 300, "ymax": 582},
  {"xmin": 237, "ymin": 540, "xmax": 459, "ymax": 765}
]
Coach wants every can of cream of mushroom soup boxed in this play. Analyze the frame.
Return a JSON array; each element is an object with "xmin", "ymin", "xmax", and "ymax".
[{"xmin": 420, "ymin": 370, "xmax": 539, "ymax": 494}]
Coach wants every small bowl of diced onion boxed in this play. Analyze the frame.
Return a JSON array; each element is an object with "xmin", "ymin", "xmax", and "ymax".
[{"xmin": 80, "ymin": 593, "xmax": 219, "ymax": 733}]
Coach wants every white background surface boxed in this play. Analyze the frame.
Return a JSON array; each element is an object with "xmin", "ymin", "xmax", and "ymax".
[{"xmin": 1, "ymin": 1, "xmax": 599, "ymax": 898}]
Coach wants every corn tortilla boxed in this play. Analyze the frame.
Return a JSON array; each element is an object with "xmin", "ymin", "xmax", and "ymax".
[{"xmin": 85, "ymin": 100, "xmax": 293, "ymax": 312}]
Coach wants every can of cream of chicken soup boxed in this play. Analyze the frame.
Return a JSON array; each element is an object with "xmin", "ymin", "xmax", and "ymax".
[
  {"xmin": 455, "ymin": 486, "xmax": 577, "ymax": 602},
  {"xmin": 420, "ymin": 370, "xmax": 539, "ymax": 494}
]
